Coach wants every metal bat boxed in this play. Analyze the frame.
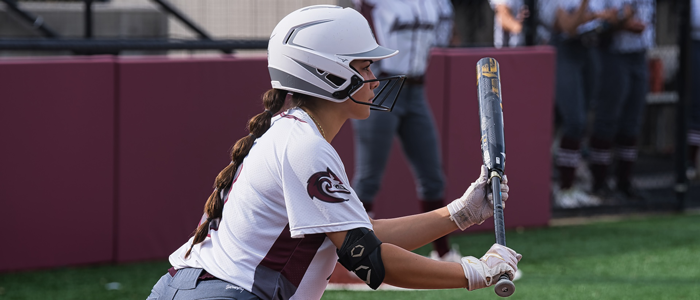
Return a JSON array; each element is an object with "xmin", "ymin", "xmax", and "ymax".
[{"xmin": 476, "ymin": 57, "xmax": 514, "ymax": 297}]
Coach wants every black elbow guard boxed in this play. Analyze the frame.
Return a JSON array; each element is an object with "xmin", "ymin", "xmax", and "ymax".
[{"xmin": 336, "ymin": 227, "xmax": 385, "ymax": 289}]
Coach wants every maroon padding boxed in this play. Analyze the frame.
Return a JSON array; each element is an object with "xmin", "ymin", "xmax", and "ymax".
[
  {"xmin": 0, "ymin": 49, "xmax": 554, "ymax": 271},
  {"xmin": 115, "ymin": 57, "xmax": 272, "ymax": 262},
  {"xmin": 0, "ymin": 57, "xmax": 116, "ymax": 272},
  {"xmin": 436, "ymin": 47, "xmax": 556, "ymax": 232}
]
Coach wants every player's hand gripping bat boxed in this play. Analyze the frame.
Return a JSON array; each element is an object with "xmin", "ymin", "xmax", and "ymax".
[{"xmin": 476, "ymin": 57, "xmax": 514, "ymax": 297}]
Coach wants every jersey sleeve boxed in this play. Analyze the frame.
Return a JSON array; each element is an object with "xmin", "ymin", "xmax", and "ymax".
[
  {"xmin": 435, "ymin": 0, "xmax": 454, "ymax": 48},
  {"xmin": 537, "ymin": 0, "xmax": 558, "ymax": 31},
  {"xmin": 281, "ymin": 136, "xmax": 372, "ymax": 238},
  {"xmin": 489, "ymin": 0, "xmax": 508, "ymax": 8}
]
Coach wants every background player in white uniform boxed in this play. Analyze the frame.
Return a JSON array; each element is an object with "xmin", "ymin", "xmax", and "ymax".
[
  {"xmin": 587, "ymin": 0, "xmax": 655, "ymax": 202},
  {"xmin": 539, "ymin": 0, "xmax": 611, "ymax": 208},
  {"xmin": 490, "ymin": 0, "xmax": 529, "ymax": 48},
  {"xmin": 689, "ymin": 0, "xmax": 700, "ymax": 179},
  {"xmin": 146, "ymin": 5, "xmax": 521, "ymax": 300},
  {"xmin": 351, "ymin": 0, "xmax": 459, "ymax": 262}
]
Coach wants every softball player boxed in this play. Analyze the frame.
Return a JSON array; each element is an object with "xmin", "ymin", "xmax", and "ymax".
[
  {"xmin": 490, "ymin": 0, "xmax": 528, "ymax": 48},
  {"xmin": 588, "ymin": 0, "xmax": 655, "ymax": 202},
  {"xmin": 146, "ymin": 5, "xmax": 521, "ymax": 300}
]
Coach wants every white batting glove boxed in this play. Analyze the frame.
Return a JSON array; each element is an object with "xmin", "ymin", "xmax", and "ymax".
[
  {"xmin": 460, "ymin": 244, "xmax": 522, "ymax": 291},
  {"xmin": 446, "ymin": 165, "xmax": 509, "ymax": 230}
]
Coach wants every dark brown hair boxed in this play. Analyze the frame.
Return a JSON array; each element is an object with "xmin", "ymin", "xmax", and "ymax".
[{"xmin": 185, "ymin": 88, "xmax": 311, "ymax": 257}]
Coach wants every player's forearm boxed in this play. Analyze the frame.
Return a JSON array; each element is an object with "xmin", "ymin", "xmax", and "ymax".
[
  {"xmin": 572, "ymin": 0, "xmax": 591, "ymax": 25},
  {"xmin": 495, "ymin": 5, "xmax": 522, "ymax": 34},
  {"xmin": 371, "ymin": 206, "xmax": 458, "ymax": 251},
  {"xmin": 381, "ymin": 242, "xmax": 468, "ymax": 289}
]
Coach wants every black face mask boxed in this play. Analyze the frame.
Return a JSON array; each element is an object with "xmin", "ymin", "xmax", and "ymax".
[{"xmin": 331, "ymin": 74, "xmax": 406, "ymax": 112}]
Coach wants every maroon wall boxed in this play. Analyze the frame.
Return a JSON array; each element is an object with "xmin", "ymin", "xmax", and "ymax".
[
  {"xmin": 116, "ymin": 58, "xmax": 271, "ymax": 262},
  {"xmin": 0, "ymin": 57, "xmax": 116, "ymax": 271},
  {"xmin": 0, "ymin": 47, "xmax": 554, "ymax": 271},
  {"xmin": 437, "ymin": 47, "xmax": 556, "ymax": 232}
]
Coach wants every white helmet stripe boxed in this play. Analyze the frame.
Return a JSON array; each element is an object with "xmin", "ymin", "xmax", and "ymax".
[
  {"xmin": 269, "ymin": 67, "xmax": 334, "ymax": 99},
  {"xmin": 338, "ymin": 46, "xmax": 398, "ymax": 60}
]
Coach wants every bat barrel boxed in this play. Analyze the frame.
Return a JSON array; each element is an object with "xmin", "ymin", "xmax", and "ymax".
[{"xmin": 476, "ymin": 57, "xmax": 506, "ymax": 173}]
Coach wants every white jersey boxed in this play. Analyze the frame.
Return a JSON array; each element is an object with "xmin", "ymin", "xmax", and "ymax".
[
  {"xmin": 694, "ymin": 0, "xmax": 700, "ymax": 40},
  {"xmin": 169, "ymin": 107, "xmax": 372, "ymax": 300},
  {"xmin": 355, "ymin": 0, "xmax": 454, "ymax": 77},
  {"xmin": 537, "ymin": 0, "xmax": 594, "ymax": 42},
  {"xmin": 591, "ymin": 0, "xmax": 655, "ymax": 52}
]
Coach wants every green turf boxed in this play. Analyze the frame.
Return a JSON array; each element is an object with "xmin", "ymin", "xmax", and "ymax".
[
  {"xmin": 1, "ymin": 214, "xmax": 699, "ymax": 300},
  {"xmin": 0, "ymin": 260, "xmax": 172, "ymax": 300}
]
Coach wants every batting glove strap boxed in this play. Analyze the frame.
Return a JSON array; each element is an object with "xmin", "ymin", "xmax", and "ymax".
[
  {"xmin": 447, "ymin": 165, "xmax": 489, "ymax": 230},
  {"xmin": 447, "ymin": 198, "xmax": 478, "ymax": 230},
  {"xmin": 460, "ymin": 256, "xmax": 489, "ymax": 291}
]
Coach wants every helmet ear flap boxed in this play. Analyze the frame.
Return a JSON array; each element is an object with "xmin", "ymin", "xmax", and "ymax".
[{"xmin": 332, "ymin": 75, "xmax": 364, "ymax": 99}]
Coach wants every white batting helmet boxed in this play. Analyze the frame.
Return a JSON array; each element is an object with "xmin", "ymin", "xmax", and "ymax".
[{"xmin": 268, "ymin": 5, "xmax": 405, "ymax": 111}]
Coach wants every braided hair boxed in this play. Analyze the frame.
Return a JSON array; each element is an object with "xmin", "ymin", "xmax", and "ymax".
[{"xmin": 185, "ymin": 88, "xmax": 311, "ymax": 257}]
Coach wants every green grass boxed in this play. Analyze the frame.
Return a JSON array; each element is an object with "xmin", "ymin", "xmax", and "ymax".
[
  {"xmin": 0, "ymin": 261, "xmax": 171, "ymax": 300},
  {"xmin": 2, "ymin": 213, "xmax": 699, "ymax": 300}
]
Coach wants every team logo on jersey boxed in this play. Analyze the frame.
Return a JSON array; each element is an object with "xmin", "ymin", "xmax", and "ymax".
[{"xmin": 307, "ymin": 168, "xmax": 351, "ymax": 203}]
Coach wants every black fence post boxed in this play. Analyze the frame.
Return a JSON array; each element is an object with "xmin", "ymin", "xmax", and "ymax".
[
  {"xmin": 85, "ymin": 0, "xmax": 94, "ymax": 39},
  {"xmin": 524, "ymin": 0, "xmax": 536, "ymax": 46},
  {"xmin": 675, "ymin": 0, "xmax": 692, "ymax": 212}
]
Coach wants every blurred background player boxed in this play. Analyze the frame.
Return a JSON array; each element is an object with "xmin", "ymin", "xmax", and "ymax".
[
  {"xmin": 588, "ymin": 0, "xmax": 655, "ymax": 202},
  {"xmin": 351, "ymin": 0, "xmax": 459, "ymax": 262},
  {"xmin": 539, "ymin": 0, "xmax": 608, "ymax": 208},
  {"xmin": 490, "ymin": 0, "xmax": 529, "ymax": 48},
  {"xmin": 688, "ymin": 0, "xmax": 700, "ymax": 181},
  {"xmin": 452, "ymin": 0, "xmax": 491, "ymax": 46}
]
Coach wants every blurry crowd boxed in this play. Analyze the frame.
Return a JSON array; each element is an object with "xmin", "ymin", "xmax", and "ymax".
[
  {"xmin": 343, "ymin": 0, "xmax": 694, "ymax": 266},
  {"xmin": 482, "ymin": 0, "xmax": 700, "ymax": 209},
  {"xmin": 350, "ymin": 0, "xmax": 699, "ymax": 217}
]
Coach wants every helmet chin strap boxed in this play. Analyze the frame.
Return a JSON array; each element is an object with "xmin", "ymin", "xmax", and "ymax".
[{"xmin": 348, "ymin": 74, "xmax": 406, "ymax": 112}]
